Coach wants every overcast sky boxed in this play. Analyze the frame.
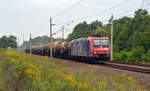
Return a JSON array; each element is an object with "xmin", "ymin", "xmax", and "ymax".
[{"xmin": 0, "ymin": 0, "xmax": 147, "ymax": 45}]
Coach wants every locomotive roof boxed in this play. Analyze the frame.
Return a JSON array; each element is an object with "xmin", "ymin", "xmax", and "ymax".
[
  {"xmin": 88, "ymin": 37, "xmax": 109, "ymax": 40},
  {"xmin": 73, "ymin": 37, "xmax": 109, "ymax": 41}
]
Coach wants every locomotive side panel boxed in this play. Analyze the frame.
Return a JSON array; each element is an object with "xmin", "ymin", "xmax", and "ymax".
[{"xmin": 71, "ymin": 38, "xmax": 89, "ymax": 57}]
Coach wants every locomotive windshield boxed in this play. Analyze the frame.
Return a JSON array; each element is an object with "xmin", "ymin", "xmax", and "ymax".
[{"xmin": 93, "ymin": 39, "xmax": 109, "ymax": 48}]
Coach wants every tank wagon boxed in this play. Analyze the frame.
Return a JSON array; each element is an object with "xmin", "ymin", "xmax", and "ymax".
[{"xmin": 25, "ymin": 37, "xmax": 110, "ymax": 63}]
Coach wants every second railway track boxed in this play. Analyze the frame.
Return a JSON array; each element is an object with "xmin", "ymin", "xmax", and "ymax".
[{"xmin": 104, "ymin": 61, "xmax": 150, "ymax": 74}]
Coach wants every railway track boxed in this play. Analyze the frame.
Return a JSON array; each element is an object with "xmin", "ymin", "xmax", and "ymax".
[
  {"xmin": 109, "ymin": 61, "xmax": 150, "ymax": 67},
  {"xmin": 105, "ymin": 61, "xmax": 150, "ymax": 74}
]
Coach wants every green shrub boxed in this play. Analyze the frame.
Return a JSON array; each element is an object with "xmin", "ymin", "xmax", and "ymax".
[
  {"xmin": 114, "ymin": 50, "xmax": 128, "ymax": 62},
  {"xmin": 114, "ymin": 47, "xmax": 145, "ymax": 63},
  {"xmin": 142, "ymin": 50, "xmax": 150, "ymax": 62},
  {"xmin": 127, "ymin": 51, "xmax": 139, "ymax": 63},
  {"xmin": 113, "ymin": 52, "xmax": 121, "ymax": 62},
  {"xmin": 0, "ymin": 48, "xmax": 5, "ymax": 52},
  {"xmin": 127, "ymin": 47, "xmax": 145, "ymax": 63}
]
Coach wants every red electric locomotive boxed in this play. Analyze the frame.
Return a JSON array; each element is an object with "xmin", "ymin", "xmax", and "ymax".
[
  {"xmin": 88, "ymin": 37, "xmax": 110, "ymax": 60},
  {"xmin": 71, "ymin": 37, "xmax": 110, "ymax": 62}
]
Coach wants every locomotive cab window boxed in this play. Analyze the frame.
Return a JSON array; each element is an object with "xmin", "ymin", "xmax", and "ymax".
[{"xmin": 93, "ymin": 39, "xmax": 109, "ymax": 48}]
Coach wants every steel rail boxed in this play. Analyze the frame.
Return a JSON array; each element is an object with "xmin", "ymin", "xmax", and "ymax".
[
  {"xmin": 109, "ymin": 61, "xmax": 150, "ymax": 67},
  {"xmin": 105, "ymin": 61, "xmax": 150, "ymax": 74}
]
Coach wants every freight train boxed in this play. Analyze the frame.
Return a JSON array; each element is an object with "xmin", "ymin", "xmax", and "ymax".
[{"xmin": 25, "ymin": 37, "xmax": 110, "ymax": 63}]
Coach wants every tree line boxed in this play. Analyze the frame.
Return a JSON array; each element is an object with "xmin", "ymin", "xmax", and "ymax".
[
  {"xmin": 0, "ymin": 35, "xmax": 17, "ymax": 49},
  {"xmin": 22, "ymin": 36, "xmax": 61, "ymax": 47}
]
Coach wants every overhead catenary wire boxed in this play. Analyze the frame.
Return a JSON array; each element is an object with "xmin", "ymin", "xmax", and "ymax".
[
  {"xmin": 114, "ymin": 6, "xmax": 144, "ymax": 19},
  {"xmin": 76, "ymin": 0, "xmax": 148, "ymax": 25},
  {"xmin": 56, "ymin": 1, "xmax": 150, "ymax": 26},
  {"xmin": 63, "ymin": 1, "xmax": 145, "ymax": 27},
  {"xmin": 142, "ymin": 0, "xmax": 150, "ymax": 9},
  {"xmin": 53, "ymin": 5, "xmax": 141, "ymax": 38},
  {"xmin": 52, "ymin": 0, "xmax": 136, "ymax": 26},
  {"xmin": 65, "ymin": 6, "xmax": 147, "ymax": 38},
  {"xmin": 92, "ymin": 0, "xmax": 133, "ymax": 17},
  {"xmin": 62, "ymin": 0, "xmax": 134, "ymax": 24},
  {"xmin": 51, "ymin": 0, "xmax": 146, "ymax": 27},
  {"xmin": 99, "ymin": 4, "xmax": 150, "ymax": 24},
  {"xmin": 53, "ymin": 28, "xmax": 62, "ymax": 35},
  {"xmin": 52, "ymin": 0, "xmax": 84, "ymax": 18},
  {"xmin": 53, "ymin": 21, "xmax": 74, "ymax": 35},
  {"xmin": 52, "ymin": 0, "xmax": 131, "ymax": 27},
  {"xmin": 54, "ymin": 20, "xmax": 74, "ymax": 26}
]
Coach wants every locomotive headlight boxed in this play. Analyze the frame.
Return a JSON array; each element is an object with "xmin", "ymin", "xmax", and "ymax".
[
  {"xmin": 94, "ymin": 52, "xmax": 97, "ymax": 54},
  {"xmin": 106, "ymin": 51, "xmax": 109, "ymax": 54}
]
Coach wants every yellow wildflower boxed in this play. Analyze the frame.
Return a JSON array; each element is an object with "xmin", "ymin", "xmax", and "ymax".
[
  {"xmin": 48, "ymin": 73, "xmax": 53, "ymax": 79},
  {"xmin": 4, "ymin": 51, "xmax": 20, "ymax": 57},
  {"xmin": 103, "ymin": 81, "xmax": 108, "ymax": 87},
  {"xmin": 78, "ymin": 82, "xmax": 82, "ymax": 88},
  {"xmin": 119, "ymin": 84, "xmax": 125, "ymax": 91},
  {"xmin": 82, "ymin": 82, "xmax": 88, "ymax": 88},
  {"xmin": 56, "ymin": 70, "xmax": 64, "ymax": 77},
  {"xmin": 113, "ymin": 82, "xmax": 120, "ymax": 87},
  {"xmin": 91, "ymin": 87, "xmax": 96, "ymax": 91},
  {"xmin": 26, "ymin": 69, "xmax": 33, "ymax": 75},
  {"xmin": 127, "ymin": 76, "xmax": 133, "ymax": 81},
  {"xmin": 110, "ymin": 74, "xmax": 113, "ymax": 80},
  {"xmin": 10, "ymin": 58, "xmax": 17, "ymax": 63},
  {"xmin": 35, "ymin": 75, "xmax": 40, "ymax": 80},
  {"xmin": 66, "ymin": 75, "xmax": 73, "ymax": 81},
  {"xmin": 121, "ymin": 74, "xmax": 126, "ymax": 80},
  {"xmin": 39, "ymin": 64, "xmax": 43, "ymax": 68},
  {"xmin": 42, "ymin": 82, "xmax": 46, "ymax": 86},
  {"xmin": 5, "ymin": 57, "xmax": 18, "ymax": 64},
  {"xmin": 98, "ymin": 81, "xmax": 108, "ymax": 89},
  {"xmin": 127, "ymin": 76, "xmax": 135, "ymax": 85},
  {"xmin": 43, "ymin": 56, "xmax": 49, "ymax": 60}
]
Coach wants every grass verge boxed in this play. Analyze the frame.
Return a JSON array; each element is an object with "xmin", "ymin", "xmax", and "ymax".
[{"xmin": 0, "ymin": 49, "xmax": 148, "ymax": 91}]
